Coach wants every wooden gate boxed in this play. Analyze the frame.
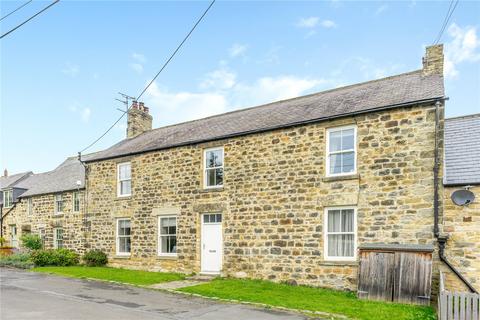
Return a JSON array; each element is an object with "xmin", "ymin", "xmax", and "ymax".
[{"xmin": 358, "ymin": 244, "xmax": 434, "ymax": 305}]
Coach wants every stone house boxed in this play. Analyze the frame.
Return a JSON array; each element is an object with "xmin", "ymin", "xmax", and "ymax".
[
  {"xmin": 1, "ymin": 156, "xmax": 90, "ymax": 251},
  {"xmin": 79, "ymin": 44, "xmax": 455, "ymax": 292},
  {"xmin": 2, "ymin": 44, "xmax": 478, "ymax": 296}
]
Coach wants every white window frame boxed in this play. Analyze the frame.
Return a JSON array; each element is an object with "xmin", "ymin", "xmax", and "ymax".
[
  {"xmin": 117, "ymin": 162, "xmax": 132, "ymax": 197},
  {"xmin": 3, "ymin": 189, "xmax": 13, "ymax": 208},
  {"xmin": 27, "ymin": 198, "xmax": 33, "ymax": 215},
  {"xmin": 73, "ymin": 191, "xmax": 80, "ymax": 212},
  {"xmin": 323, "ymin": 206, "xmax": 357, "ymax": 262},
  {"xmin": 55, "ymin": 194, "xmax": 64, "ymax": 214},
  {"xmin": 326, "ymin": 125, "xmax": 357, "ymax": 177},
  {"xmin": 116, "ymin": 218, "xmax": 131, "ymax": 256},
  {"xmin": 203, "ymin": 147, "xmax": 224, "ymax": 189},
  {"xmin": 158, "ymin": 215, "xmax": 177, "ymax": 257},
  {"xmin": 53, "ymin": 227, "xmax": 64, "ymax": 249}
]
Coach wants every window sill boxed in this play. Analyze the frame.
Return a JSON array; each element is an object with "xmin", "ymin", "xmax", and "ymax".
[
  {"xmin": 322, "ymin": 174, "xmax": 359, "ymax": 183},
  {"xmin": 115, "ymin": 195, "xmax": 132, "ymax": 201},
  {"xmin": 113, "ymin": 255, "xmax": 131, "ymax": 259},
  {"xmin": 157, "ymin": 255, "xmax": 178, "ymax": 260},
  {"xmin": 199, "ymin": 187, "xmax": 224, "ymax": 193},
  {"xmin": 53, "ymin": 213, "xmax": 64, "ymax": 217},
  {"xmin": 319, "ymin": 260, "xmax": 357, "ymax": 266}
]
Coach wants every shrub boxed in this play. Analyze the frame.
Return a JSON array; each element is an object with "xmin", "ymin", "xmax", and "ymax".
[
  {"xmin": 31, "ymin": 249, "xmax": 79, "ymax": 266},
  {"xmin": 20, "ymin": 234, "xmax": 43, "ymax": 250},
  {"xmin": 0, "ymin": 236, "xmax": 6, "ymax": 247},
  {"xmin": 82, "ymin": 250, "xmax": 108, "ymax": 267},
  {"xmin": 0, "ymin": 253, "xmax": 34, "ymax": 269}
]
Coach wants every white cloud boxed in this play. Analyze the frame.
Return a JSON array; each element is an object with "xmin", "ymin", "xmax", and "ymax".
[
  {"xmin": 296, "ymin": 17, "xmax": 320, "ymax": 28},
  {"xmin": 68, "ymin": 102, "xmax": 91, "ymax": 122},
  {"xmin": 444, "ymin": 23, "xmax": 480, "ymax": 79},
  {"xmin": 375, "ymin": 4, "xmax": 388, "ymax": 16},
  {"xmin": 144, "ymin": 67, "xmax": 331, "ymax": 127},
  {"xmin": 200, "ymin": 68, "xmax": 237, "ymax": 90},
  {"xmin": 132, "ymin": 52, "xmax": 146, "ymax": 63},
  {"xmin": 81, "ymin": 108, "xmax": 91, "ymax": 122},
  {"xmin": 62, "ymin": 62, "xmax": 79, "ymax": 77},
  {"xmin": 229, "ymin": 43, "xmax": 248, "ymax": 58},
  {"xmin": 130, "ymin": 53, "xmax": 146, "ymax": 74},
  {"xmin": 230, "ymin": 76, "xmax": 329, "ymax": 108},
  {"xmin": 332, "ymin": 56, "xmax": 404, "ymax": 81},
  {"xmin": 321, "ymin": 20, "xmax": 337, "ymax": 28},
  {"xmin": 130, "ymin": 63, "xmax": 144, "ymax": 74},
  {"xmin": 145, "ymin": 82, "xmax": 227, "ymax": 124}
]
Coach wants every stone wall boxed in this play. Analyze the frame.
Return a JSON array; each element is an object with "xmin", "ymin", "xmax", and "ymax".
[
  {"xmin": 86, "ymin": 103, "xmax": 441, "ymax": 290},
  {"xmin": 3, "ymin": 190, "xmax": 86, "ymax": 253},
  {"xmin": 441, "ymin": 185, "xmax": 480, "ymax": 292}
]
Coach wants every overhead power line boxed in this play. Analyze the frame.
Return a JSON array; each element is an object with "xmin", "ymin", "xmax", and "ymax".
[
  {"xmin": 79, "ymin": 0, "xmax": 216, "ymax": 153},
  {"xmin": 0, "ymin": 0, "xmax": 33, "ymax": 22},
  {"xmin": 433, "ymin": 0, "xmax": 459, "ymax": 45},
  {"xmin": 0, "ymin": 0, "xmax": 60, "ymax": 40}
]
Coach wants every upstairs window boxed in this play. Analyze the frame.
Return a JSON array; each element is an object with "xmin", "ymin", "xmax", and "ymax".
[
  {"xmin": 158, "ymin": 216, "xmax": 177, "ymax": 256},
  {"xmin": 73, "ymin": 192, "xmax": 80, "ymax": 212},
  {"xmin": 204, "ymin": 147, "xmax": 224, "ymax": 188},
  {"xmin": 54, "ymin": 228, "xmax": 64, "ymax": 249},
  {"xmin": 116, "ymin": 218, "xmax": 131, "ymax": 256},
  {"xmin": 326, "ymin": 125, "xmax": 356, "ymax": 176},
  {"xmin": 117, "ymin": 163, "xmax": 132, "ymax": 197},
  {"xmin": 324, "ymin": 207, "xmax": 356, "ymax": 261},
  {"xmin": 3, "ymin": 189, "xmax": 13, "ymax": 208},
  {"xmin": 55, "ymin": 194, "xmax": 64, "ymax": 214},
  {"xmin": 27, "ymin": 198, "xmax": 33, "ymax": 215}
]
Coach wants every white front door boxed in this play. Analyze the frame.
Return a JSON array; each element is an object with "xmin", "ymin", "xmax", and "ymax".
[
  {"xmin": 201, "ymin": 213, "xmax": 223, "ymax": 274},
  {"xmin": 10, "ymin": 225, "xmax": 17, "ymax": 248}
]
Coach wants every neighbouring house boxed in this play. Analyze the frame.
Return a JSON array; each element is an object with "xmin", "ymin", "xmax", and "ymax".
[
  {"xmin": 1, "ymin": 156, "xmax": 91, "ymax": 251},
  {"xmin": 441, "ymin": 113, "xmax": 480, "ymax": 292},
  {"xmin": 3, "ymin": 44, "xmax": 478, "ymax": 302},
  {"xmin": 0, "ymin": 170, "xmax": 32, "ymax": 246}
]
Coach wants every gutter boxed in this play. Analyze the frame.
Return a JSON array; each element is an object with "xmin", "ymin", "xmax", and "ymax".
[
  {"xmin": 85, "ymin": 97, "xmax": 447, "ymax": 163},
  {"xmin": 432, "ymin": 100, "xmax": 478, "ymax": 294}
]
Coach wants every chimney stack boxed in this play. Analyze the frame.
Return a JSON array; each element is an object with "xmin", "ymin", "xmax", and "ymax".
[
  {"xmin": 422, "ymin": 44, "xmax": 444, "ymax": 76},
  {"xmin": 127, "ymin": 101, "xmax": 153, "ymax": 139},
  {"xmin": 3, "ymin": 169, "xmax": 7, "ymax": 177}
]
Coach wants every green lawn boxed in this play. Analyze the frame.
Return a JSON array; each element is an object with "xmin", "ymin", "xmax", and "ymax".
[
  {"xmin": 178, "ymin": 278, "xmax": 435, "ymax": 320},
  {"xmin": 32, "ymin": 266, "xmax": 185, "ymax": 286}
]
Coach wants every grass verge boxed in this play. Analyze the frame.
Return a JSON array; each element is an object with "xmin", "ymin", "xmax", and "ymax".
[
  {"xmin": 32, "ymin": 266, "xmax": 185, "ymax": 286},
  {"xmin": 178, "ymin": 278, "xmax": 435, "ymax": 320}
]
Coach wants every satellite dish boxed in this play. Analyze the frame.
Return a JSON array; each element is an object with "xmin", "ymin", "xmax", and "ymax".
[{"xmin": 451, "ymin": 189, "xmax": 475, "ymax": 206}]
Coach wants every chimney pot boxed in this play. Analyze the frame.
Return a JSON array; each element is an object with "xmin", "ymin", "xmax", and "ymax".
[{"xmin": 3, "ymin": 169, "xmax": 7, "ymax": 177}]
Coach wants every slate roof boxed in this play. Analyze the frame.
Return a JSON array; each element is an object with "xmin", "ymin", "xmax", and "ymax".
[
  {"xmin": 444, "ymin": 113, "xmax": 480, "ymax": 186},
  {"xmin": 87, "ymin": 70, "xmax": 445, "ymax": 162},
  {"xmin": 14, "ymin": 153, "xmax": 97, "ymax": 198},
  {"xmin": 0, "ymin": 172, "xmax": 32, "ymax": 190}
]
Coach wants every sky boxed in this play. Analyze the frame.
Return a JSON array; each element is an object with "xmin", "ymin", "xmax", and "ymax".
[{"xmin": 1, "ymin": 0, "xmax": 479, "ymax": 174}]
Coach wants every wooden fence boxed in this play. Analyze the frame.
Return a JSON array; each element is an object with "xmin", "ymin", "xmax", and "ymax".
[{"xmin": 438, "ymin": 271, "xmax": 480, "ymax": 320}]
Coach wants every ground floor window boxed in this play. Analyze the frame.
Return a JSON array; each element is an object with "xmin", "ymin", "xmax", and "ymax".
[
  {"xmin": 158, "ymin": 216, "xmax": 177, "ymax": 256},
  {"xmin": 54, "ymin": 228, "xmax": 64, "ymax": 249},
  {"xmin": 324, "ymin": 207, "xmax": 356, "ymax": 261},
  {"xmin": 10, "ymin": 225, "xmax": 17, "ymax": 248},
  {"xmin": 116, "ymin": 219, "xmax": 131, "ymax": 256}
]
